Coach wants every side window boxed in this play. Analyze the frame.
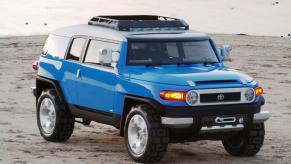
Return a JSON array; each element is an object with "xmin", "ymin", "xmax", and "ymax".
[
  {"xmin": 166, "ymin": 43, "xmax": 179, "ymax": 58},
  {"xmin": 67, "ymin": 38, "xmax": 86, "ymax": 61},
  {"xmin": 84, "ymin": 39, "xmax": 119, "ymax": 66},
  {"xmin": 84, "ymin": 40, "xmax": 100, "ymax": 64},
  {"xmin": 44, "ymin": 34, "xmax": 70, "ymax": 59}
]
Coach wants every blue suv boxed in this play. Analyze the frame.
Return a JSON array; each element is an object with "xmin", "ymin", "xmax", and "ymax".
[{"xmin": 32, "ymin": 15, "xmax": 270, "ymax": 162}]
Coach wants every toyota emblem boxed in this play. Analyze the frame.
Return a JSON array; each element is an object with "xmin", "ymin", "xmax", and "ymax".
[{"xmin": 217, "ymin": 94, "xmax": 225, "ymax": 101}]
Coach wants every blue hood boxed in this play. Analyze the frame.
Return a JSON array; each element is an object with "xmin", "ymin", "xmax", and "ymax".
[{"xmin": 125, "ymin": 65, "xmax": 253, "ymax": 86}]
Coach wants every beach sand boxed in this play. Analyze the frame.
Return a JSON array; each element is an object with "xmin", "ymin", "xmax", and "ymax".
[{"xmin": 0, "ymin": 34, "xmax": 290, "ymax": 163}]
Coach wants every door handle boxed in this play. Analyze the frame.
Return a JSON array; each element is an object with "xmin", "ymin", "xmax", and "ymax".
[{"xmin": 76, "ymin": 69, "xmax": 81, "ymax": 78}]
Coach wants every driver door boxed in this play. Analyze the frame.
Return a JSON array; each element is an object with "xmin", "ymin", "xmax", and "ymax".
[{"xmin": 75, "ymin": 39, "xmax": 120, "ymax": 113}]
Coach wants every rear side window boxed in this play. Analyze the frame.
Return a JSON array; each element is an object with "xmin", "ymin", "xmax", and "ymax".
[
  {"xmin": 84, "ymin": 40, "xmax": 100, "ymax": 64},
  {"xmin": 43, "ymin": 34, "xmax": 70, "ymax": 59},
  {"xmin": 84, "ymin": 39, "xmax": 119, "ymax": 66},
  {"xmin": 67, "ymin": 38, "xmax": 86, "ymax": 61}
]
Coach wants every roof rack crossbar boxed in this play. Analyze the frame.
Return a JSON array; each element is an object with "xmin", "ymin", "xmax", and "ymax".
[{"xmin": 88, "ymin": 15, "xmax": 189, "ymax": 31}]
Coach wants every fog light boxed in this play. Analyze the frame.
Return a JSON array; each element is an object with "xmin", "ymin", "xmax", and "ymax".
[
  {"xmin": 239, "ymin": 117, "xmax": 244, "ymax": 124},
  {"xmin": 186, "ymin": 90, "xmax": 199, "ymax": 105},
  {"xmin": 245, "ymin": 88, "xmax": 255, "ymax": 101}
]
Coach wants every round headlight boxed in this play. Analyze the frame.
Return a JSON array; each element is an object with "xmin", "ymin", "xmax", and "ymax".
[
  {"xmin": 186, "ymin": 90, "xmax": 199, "ymax": 105},
  {"xmin": 244, "ymin": 88, "xmax": 255, "ymax": 101}
]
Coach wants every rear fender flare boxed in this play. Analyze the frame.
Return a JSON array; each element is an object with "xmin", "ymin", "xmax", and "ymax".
[{"xmin": 36, "ymin": 76, "xmax": 66, "ymax": 104}]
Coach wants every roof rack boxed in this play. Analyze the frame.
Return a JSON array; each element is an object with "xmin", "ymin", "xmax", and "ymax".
[{"xmin": 88, "ymin": 15, "xmax": 189, "ymax": 31}]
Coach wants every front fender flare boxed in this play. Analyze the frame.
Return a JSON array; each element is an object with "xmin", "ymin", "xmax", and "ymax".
[{"xmin": 124, "ymin": 95, "xmax": 164, "ymax": 112}]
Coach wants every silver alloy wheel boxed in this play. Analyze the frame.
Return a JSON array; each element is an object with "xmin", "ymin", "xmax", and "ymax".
[
  {"xmin": 128, "ymin": 114, "xmax": 148, "ymax": 156},
  {"xmin": 39, "ymin": 98, "xmax": 56, "ymax": 136}
]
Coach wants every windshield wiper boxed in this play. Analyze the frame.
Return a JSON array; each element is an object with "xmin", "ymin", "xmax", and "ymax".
[{"xmin": 145, "ymin": 63, "xmax": 162, "ymax": 67}]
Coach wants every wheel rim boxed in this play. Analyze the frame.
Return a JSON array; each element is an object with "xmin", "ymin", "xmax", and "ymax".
[
  {"xmin": 128, "ymin": 114, "xmax": 148, "ymax": 156},
  {"xmin": 39, "ymin": 98, "xmax": 56, "ymax": 136}
]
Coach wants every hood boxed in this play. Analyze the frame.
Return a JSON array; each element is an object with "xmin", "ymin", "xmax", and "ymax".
[{"xmin": 125, "ymin": 65, "xmax": 253, "ymax": 86}]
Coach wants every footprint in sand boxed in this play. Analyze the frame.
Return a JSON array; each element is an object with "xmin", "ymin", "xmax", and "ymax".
[
  {"xmin": 13, "ymin": 160, "xmax": 27, "ymax": 164},
  {"xmin": 16, "ymin": 135, "xmax": 26, "ymax": 139},
  {"xmin": 0, "ymin": 122, "xmax": 10, "ymax": 125},
  {"xmin": 280, "ymin": 80, "xmax": 291, "ymax": 84},
  {"xmin": 0, "ymin": 107, "xmax": 14, "ymax": 112},
  {"xmin": 16, "ymin": 86, "xmax": 23, "ymax": 89},
  {"xmin": 8, "ymin": 129, "xmax": 23, "ymax": 133},
  {"xmin": 22, "ymin": 150, "xmax": 31, "ymax": 154}
]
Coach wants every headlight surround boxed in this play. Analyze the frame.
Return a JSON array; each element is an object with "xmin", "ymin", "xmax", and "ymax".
[
  {"xmin": 186, "ymin": 90, "xmax": 199, "ymax": 105},
  {"xmin": 244, "ymin": 88, "xmax": 255, "ymax": 101}
]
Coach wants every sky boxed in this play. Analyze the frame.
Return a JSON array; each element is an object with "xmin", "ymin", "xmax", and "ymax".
[{"xmin": 0, "ymin": 0, "xmax": 290, "ymax": 36}]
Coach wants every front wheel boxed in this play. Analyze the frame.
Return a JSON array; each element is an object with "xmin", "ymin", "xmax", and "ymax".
[
  {"xmin": 124, "ymin": 104, "xmax": 169, "ymax": 163},
  {"xmin": 222, "ymin": 123, "xmax": 265, "ymax": 156}
]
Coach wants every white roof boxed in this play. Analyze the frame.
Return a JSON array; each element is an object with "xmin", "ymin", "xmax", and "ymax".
[
  {"xmin": 51, "ymin": 24, "xmax": 209, "ymax": 42},
  {"xmin": 51, "ymin": 24, "xmax": 127, "ymax": 41}
]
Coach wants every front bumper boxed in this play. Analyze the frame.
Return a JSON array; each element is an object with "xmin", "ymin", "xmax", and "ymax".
[
  {"xmin": 161, "ymin": 96, "xmax": 269, "ymax": 131},
  {"xmin": 161, "ymin": 117, "xmax": 194, "ymax": 128},
  {"xmin": 162, "ymin": 111, "xmax": 270, "ymax": 127},
  {"xmin": 31, "ymin": 86, "xmax": 36, "ymax": 97},
  {"xmin": 253, "ymin": 111, "xmax": 271, "ymax": 123}
]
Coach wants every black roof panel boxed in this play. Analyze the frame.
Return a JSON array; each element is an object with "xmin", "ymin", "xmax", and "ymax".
[{"xmin": 88, "ymin": 15, "xmax": 189, "ymax": 31}]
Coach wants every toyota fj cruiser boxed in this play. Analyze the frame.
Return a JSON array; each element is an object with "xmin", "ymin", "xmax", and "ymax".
[{"xmin": 31, "ymin": 15, "xmax": 270, "ymax": 162}]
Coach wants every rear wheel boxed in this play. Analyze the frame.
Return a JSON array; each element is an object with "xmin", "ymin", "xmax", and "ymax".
[
  {"xmin": 124, "ymin": 104, "xmax": 169, "ymax": 163},
  {"xmin": 222, "ymin": 123, "xmax": 265, "ymax": 156},
  {"xmin": 37, "ymin": 89, "xmax": 75, "ymax": 142}
]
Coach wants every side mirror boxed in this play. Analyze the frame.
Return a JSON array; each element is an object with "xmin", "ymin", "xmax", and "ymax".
[
  {"xmin": 112, "ymin": 51, "xmax": 120, "ymax": 63},
  {"xmin": 99, "ymin": 48, "xmax": 112, "ymax": 65},
  {"xmin": 220, "ymin": 44, "xmax": 232, "ymax": 61},
  {"xmin": 111, "ymin": 51, "xmax": 120, "ymax": 67}
]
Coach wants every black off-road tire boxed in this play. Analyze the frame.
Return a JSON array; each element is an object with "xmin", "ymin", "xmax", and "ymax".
[
  {"xmin": 124, "ymin": 104, "xmax": 169, "ymax": 163},
  {"xmin": 37, "ymin": 89, "xmax": 75, "ymax": 142},
  {"xmin": 222, "ymin": 123, "xmax": 265, "ymax": 156}
]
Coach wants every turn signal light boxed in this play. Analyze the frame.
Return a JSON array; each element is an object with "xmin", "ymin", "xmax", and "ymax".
[
  {"xmin": 255, "ymin": 87, "xmax": 263, "ymax": 96},
  {"xmin": 160, "ymin": 91, "xmax": 186, "ymax": 101}
]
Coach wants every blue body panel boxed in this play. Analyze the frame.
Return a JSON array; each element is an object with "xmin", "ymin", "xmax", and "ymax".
[
  {"xmin": 38, "ymin": 38, "xmax": 259, "ymax": 116},
  {"xmin": 76, "ymin": 64, "xmax": 116, "ymax": 113},
  {"xmin": 115, "ymin": 66, "xmax": 257, "ymax": 109}
]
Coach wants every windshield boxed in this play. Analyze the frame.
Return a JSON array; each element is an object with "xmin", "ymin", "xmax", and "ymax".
[{"xmin": 127, "ymin": 40, "xmax": 218, "ymax": 65}]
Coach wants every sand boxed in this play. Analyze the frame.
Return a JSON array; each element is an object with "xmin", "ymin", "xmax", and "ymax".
[{"xmin": 0, "ymin": 34, "xmax": 290, "ymax": 163}]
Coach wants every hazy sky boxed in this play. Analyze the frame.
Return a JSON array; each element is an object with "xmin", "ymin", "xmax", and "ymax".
[{"xmin": 0, "ymin": 0, "xmax": 290, "ymax": 36}]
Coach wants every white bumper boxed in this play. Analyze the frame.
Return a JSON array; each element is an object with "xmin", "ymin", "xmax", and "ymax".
[
  {"xmin": 161, "ymin": 117, "xmax": 193, "ymax": 128},
  {"xmin": 161, "ymin": 111, "xmax": 270, "ymax": 129},
  {"xmin": 253, "ymin": 111, "xmax": 271, "ymax": 123}
]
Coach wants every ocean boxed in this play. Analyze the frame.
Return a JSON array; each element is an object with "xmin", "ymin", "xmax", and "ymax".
[{"xmin": 0, "ymin": 0, "xmax": 290, "ymax": 37}]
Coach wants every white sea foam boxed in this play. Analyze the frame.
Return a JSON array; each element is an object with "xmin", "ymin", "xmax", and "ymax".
[{"xmin": 0, "ymin": 0, "xmax": 290, "ymax": 37}]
